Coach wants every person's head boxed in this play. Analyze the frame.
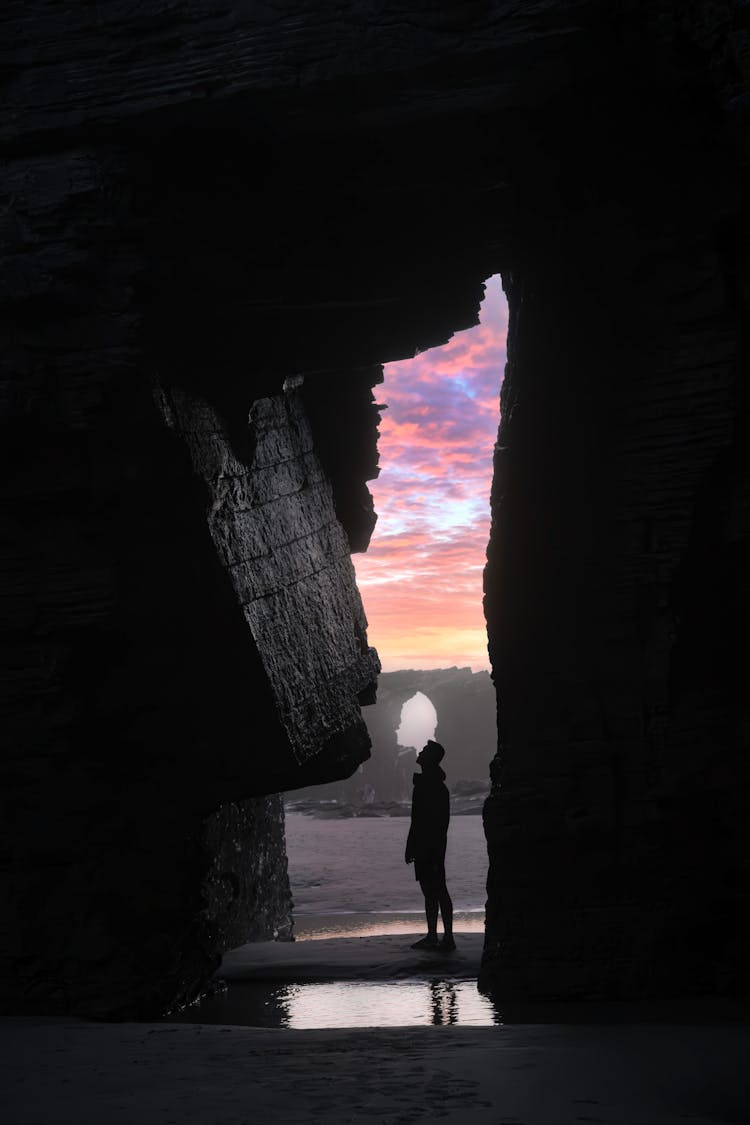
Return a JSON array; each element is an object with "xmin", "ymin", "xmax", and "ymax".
[{"xmin": 417, "ymin": 740, "xmax": 445, "ymax": 769}]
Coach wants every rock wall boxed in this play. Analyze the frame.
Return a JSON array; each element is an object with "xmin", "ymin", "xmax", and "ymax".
[
  {"xmin": 154, "ymin": 383, "xmax": 378, "ymax": 773},
  {"xmin": 481, "ymin": 69, "xmax": 750, "ymax": 997},
  {"xmin": 202, "ymin": 796, "xmax": 293, "ymax": 954}
]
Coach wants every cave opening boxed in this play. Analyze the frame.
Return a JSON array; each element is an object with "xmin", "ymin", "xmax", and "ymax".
[
  {"xmin": 177, "ymin": 276, "xmax": 510, "ymax": 1027},
  {"xmin": 283, "ymin": 275, "xmax": 507, "ymax": 957}
]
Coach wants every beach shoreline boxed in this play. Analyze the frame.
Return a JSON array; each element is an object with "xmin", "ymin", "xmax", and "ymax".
[
  {"xmin": 4, "ymin": 1011, "xmax": 749, "ymax": 1124},
  {"xmin": 3, "ymin": 935, "xmax": 750, "ymax": 1123}
]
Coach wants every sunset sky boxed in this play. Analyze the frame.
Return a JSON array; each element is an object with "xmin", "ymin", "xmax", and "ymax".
[{"xmin": 353, "ymin": 274, "xmax": 508, "ymax": 672}]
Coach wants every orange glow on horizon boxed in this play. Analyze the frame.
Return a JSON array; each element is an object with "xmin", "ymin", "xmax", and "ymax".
[{"xmin": 354, "ymin": 274, "xmax": 508, "ymax": 673}]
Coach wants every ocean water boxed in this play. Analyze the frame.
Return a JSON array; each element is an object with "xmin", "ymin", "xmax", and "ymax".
[{"xmin": 285, "ymin": 810, "xmax": 488, "ymax": 939}]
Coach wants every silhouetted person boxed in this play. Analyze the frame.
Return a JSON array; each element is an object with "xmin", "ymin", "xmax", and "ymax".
[{"xmin": 405, "ymin": 740, "xmax": 455, "ymax": 950}]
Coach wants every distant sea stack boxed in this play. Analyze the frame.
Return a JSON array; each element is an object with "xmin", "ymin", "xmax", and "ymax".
[{"xmin": 288, "ymin": 668, "xmax": 497, "ymax": 808}]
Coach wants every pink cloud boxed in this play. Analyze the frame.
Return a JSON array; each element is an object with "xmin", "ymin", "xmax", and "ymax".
[{"xmin": 354, "ymin": 274, "xmax": 507, "ymax": 672}]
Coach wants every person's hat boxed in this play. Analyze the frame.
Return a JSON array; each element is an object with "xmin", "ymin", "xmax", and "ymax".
[{"xmin": 422, "ymin": 740, "xmax": 445, "ymax": 763}]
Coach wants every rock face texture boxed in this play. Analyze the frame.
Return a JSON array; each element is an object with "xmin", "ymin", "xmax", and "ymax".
[
  {"xmin": 2, "ymin": 2, "xmax": 749, "ymax": 1013},
  {"xmin": 481, "ymin": 25, "xmax": 750, "ymax": 999},
  {"xmin": 155, "ymin": 384, "xmax": 378, "ymax": 772},
  {"xmin": 202, "ymin": 796, "xmax": 293, "ymax": 954}
]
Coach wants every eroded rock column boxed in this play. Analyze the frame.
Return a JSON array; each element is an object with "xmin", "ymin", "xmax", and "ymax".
[
  {"xmin": 481, "ymin": 104, "xmax": 749, "ymax": 998},
  {"xmin": 155, "ymin": 382, "xmax": 380, "ymax": 775}
]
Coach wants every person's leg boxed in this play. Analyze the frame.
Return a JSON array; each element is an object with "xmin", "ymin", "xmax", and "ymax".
[
  {"xmin": 435, "ymin": 865, "xmax": 454, "ymax": 948},
  {"xmin": 424, "ymin": 892, "xmax": 439, "ymax": 938},
  {"xmin": 438, "ymin": 883, "xmax": 454, "ymax": 947},
  {"xmin": 411, "ymin": 869, "xmax": 440, "ymax": 948}
]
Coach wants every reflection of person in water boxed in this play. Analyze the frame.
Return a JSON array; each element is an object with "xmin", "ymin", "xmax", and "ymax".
[
  {"xmin": 430, "ymin": 980, "xmax": 459, "ymax": 1025},
  {"xmin": 405, "ymin": 740, "xmax": 455, "ymax": 951}
]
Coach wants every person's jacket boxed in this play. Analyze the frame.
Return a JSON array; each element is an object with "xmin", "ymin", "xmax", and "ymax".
[{"xmin": 405, "ymin": 765, "xmax": 449, "ymax": 862}]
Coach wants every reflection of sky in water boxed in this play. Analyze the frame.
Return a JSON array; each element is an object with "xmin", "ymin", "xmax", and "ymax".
[
  {"xmin": 281, "ymin": 980, "xmax": 495, "ymax": 1028},
  {"xmin": 174, "ymin": 979, "xmax": 497, "ymax": 1028}
]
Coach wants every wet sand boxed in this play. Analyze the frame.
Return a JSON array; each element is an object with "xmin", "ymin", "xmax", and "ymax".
[
  {"xmin": 3, "ymin": 935, "xmax": 749, "ymax": 1123},
  {"xmin": 3, "ymin": 1014, "xmax": 749, "ymax": 1124},
  {"xmin": 219, "ymin": 931, "xmax": 485, "ymax": 983},
  {"xmin": 170, "ymin": 933, "xmax": 494, "ymax": 1028}
]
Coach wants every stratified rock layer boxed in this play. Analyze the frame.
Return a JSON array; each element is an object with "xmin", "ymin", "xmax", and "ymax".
[{"xmin": 155, "ymin": 383, "xmax": 379, "ymax": 771}]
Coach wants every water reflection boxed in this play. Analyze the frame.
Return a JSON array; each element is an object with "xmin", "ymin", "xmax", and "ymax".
[
  {"xmin": 172, "ymin": 978, "xmax": 497, "ymax": 1029},
  {"xmin": 169, "ymin": 983, "xmax": 750, "ymax": 1030},
  {"xmin": 430, "ymin": 981, "xmax": 459, "ymax": 1026}
]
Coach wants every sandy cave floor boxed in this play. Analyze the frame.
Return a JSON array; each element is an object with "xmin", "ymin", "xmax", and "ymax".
[
  {"xmin": 219, "ymin": 931, "xmax": 486, "ymax": 983},
  {"xmin": 2, "ymin": 935, "xmax": 749, "ymax": 1125}
]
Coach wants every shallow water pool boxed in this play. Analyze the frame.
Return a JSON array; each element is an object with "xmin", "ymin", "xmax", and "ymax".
[{"xmin": 171, "ymin": 978, "xmax": 498, "ymax": 1029}]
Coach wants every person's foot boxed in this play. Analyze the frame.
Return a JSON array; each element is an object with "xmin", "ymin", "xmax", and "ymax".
[
  {"xmin": 439, "ymin": 935, "xmax": 456, "ymax": 951},
  {"xmin": 410, "ymin": 935, "xmax": 439, "ymax": 950}
]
